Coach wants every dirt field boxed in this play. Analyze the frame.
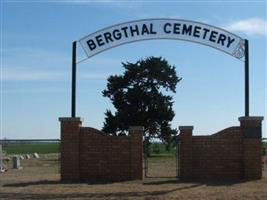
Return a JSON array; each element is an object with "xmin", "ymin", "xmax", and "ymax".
[{"xmin": 1, "ymin": 154, "xmax": 267, "ymax": 200}]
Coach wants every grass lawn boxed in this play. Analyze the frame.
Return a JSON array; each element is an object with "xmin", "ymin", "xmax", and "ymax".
[{"xmin": 2, "ymin": 142, "xmax": 60, "ymax": 154}]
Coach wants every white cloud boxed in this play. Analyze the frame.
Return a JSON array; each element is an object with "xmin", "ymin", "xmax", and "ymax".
[
  {"xmin": 1, "ymin": 48, "xmax": 70, "ymax": 81},
  {"xmin": 2, "ymin": 68, "xmax": 67, "ymax": 81},
  {"xmin": 3, "ymin": 48, "xmax": 69, "ymax": 68},
  {"xmin": 1, "ymin": 47, "xmax": 123, "ymax": 81},
  {"xmin": 79, "ymin": 73, "xmax": 109, "ymax": 80},
  {"xmin": 224, "ymin": 18, "xmax": 267, "ymax": 37}
]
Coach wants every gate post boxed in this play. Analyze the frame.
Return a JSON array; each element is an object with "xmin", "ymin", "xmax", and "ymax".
[
  {"xmin": 129, "ymin": 126, "xmax": 144, "ymax": 180},
  {"xmin": 239, "ymin": 116, "xmax": 264, "ymax": 180},
  {"xmin": 59, "ymin": 117, "xmax": 83, "ymax": 181},
  {"xmin": 179, "ymin": 126, "xmax": 193, "ymax": 180}
]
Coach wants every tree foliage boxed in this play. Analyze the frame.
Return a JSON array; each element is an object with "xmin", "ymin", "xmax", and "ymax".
[{"xmin": 102, "ymin": 57, "xmax": 181, "ymax": 140}]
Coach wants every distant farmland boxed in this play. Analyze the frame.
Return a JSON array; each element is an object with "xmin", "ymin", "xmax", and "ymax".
[
  {"xmin": 1, "ymin": 140, "xmax": 266, "ymax": 155},
  {"xmin": 1, "ymin": 141, "xmax": 60, "ymax": 154}
]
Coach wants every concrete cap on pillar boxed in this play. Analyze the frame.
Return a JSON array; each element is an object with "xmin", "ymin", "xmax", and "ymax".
[
  {"xmin": 238, "ymin": 116, "xmax": 264, "ymax": 122},
  {"xmin": 58, "ymin": 117, "xmax": 83, "ymax": 122},
  {"xmin": 129, "ymin": 126, "xmax": 144, "ymax": 131},
  {"xmin": 179, "ymin": 126, "xmax": 194, "ymax": 131}
]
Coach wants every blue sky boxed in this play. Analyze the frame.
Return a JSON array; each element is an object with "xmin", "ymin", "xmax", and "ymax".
[{"xmin": 1, "ymin": 0, "xmax": 266, "ymax": 139}]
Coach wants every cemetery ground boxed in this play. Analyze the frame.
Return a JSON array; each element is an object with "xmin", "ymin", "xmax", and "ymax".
[{"xmin": 1, "ymin": 153, "xmax": 267, "ymax": 200}]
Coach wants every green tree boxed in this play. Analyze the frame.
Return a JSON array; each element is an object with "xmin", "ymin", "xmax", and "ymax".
[{"xmin": 102, "ymin": 56, "xmax": 181, "ymax": 140}]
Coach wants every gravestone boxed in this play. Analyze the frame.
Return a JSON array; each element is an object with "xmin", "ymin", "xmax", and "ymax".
[
  {"xmin": 25, "ymin": 154, "xmax": 31, "ymax": 159},
  {"xmin": 13, "ymin": 156, "xmax": 22, "ymax": 169},
  {"xmin": 33, "ymin": 153, "xmax": 39, "ymax": 158}
]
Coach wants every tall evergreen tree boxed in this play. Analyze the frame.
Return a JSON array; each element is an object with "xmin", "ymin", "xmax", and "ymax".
[{"xmin": 102, "ymin": 57, "xmax": 181, "ymax": 139}]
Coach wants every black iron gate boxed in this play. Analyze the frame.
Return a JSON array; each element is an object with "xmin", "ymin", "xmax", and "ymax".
[{"xmin": 144, "ymin": 136, "xmax": 180, "ymax": 178}]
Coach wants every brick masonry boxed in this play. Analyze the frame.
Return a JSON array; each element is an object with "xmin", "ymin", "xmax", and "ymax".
[
  {"xmin": 59, "ymin": 117, "xmax": 143, "ymax": 182},
  {"xmin": 179, "ymin": 116, "xmax": 264, "ymax": 180},
  {"xmin": 59, "ymin": 116, "xmax": 263, "ymax": 182}
]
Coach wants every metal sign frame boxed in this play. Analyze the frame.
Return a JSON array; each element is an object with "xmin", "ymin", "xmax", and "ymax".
[{"xmin": 70, "ymin": 18, "xmax": 250, "ymax": 117}]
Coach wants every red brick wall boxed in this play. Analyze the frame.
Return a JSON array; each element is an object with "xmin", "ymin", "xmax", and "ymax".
[
  {"xmin": 179, "ymin": 117, "xmax": 263, "ymax": 180},
  {"xmin": 59, "ymin": 118, "xmax": 143, "ymax": 182},
  {"xmin": 191, "ymin": 127, "xmax": 243, "ymax": 179},
  {"xmin": 80, "ymin": 127, "xmax": 132, "ymax": 181}
]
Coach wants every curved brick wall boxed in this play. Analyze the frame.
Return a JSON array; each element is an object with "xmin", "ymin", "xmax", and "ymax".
[
  {"xmin": 179, "ymin": 117, "xmax": 264, "ymax": 180},
  {"xmin": 59, "ymin": 118, "xmax": 143, "ymax": 182}
]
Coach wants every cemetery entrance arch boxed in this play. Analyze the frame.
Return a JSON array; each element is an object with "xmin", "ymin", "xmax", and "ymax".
[
  {"xmin": 71, "ymin": 18, "xmax": 249, "ymax": 118},
  {"xmin": 59, "ymin": 19, "xmax": 264, "ymax": 182}
]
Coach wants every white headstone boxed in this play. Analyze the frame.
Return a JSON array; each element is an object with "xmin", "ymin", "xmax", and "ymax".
[
  {"xmin": 33, "ymin": 153, "xmax": 39, "ymax": 159},
  {"xmin": 20, "ymin": 155, "xmax": 24, "ymax": 160},
  {"xmin": 25, "ymin": 154, "xmax": 31, "ymax": 159}
]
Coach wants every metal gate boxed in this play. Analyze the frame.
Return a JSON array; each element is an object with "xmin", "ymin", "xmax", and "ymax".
[{"xmin": 144, "ymin": 136, "xmax": 180, "ymax": 178}]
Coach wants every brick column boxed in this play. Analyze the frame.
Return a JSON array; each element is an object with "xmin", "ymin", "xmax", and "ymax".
[
  {"xmin": 59, "ymin": 117, "xmax": 83, "ymax": 181},
  {"xmin": 179, "ymin": 126, "xmax": 193, "ymax": 180},
  {"xmin": 129, "ymin": 126, "xmax": 143, "ymax": 180},
  {"xmin": 239, "ymin": 116, "xmax": 264, "ymax": 180}
]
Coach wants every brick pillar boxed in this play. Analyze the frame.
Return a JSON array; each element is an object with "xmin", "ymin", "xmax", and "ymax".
[
  {"xmin": 239, "ymin": 116, "xmax": 264, "ymax": 180},
  {"xmin": 59, "ymin": 117, "xmax": 83, "ymax": 182},
  {"xmin": 129, "ymin": 126, "xmax": 143, "ymax": 180},
  {"xmin": 179, "ymin": 126, "xmax": 193, "ymax": 180}
]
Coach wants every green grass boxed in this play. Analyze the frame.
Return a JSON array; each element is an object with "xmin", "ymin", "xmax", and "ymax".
[
  {"xmin": 263, "ymin": 142, "xmax": 267, "ymax": 149},
  {"xmin": 147, "ymin": 143, "xmax": 177, "ymax": 157},
  {"xmin": 2, "ymin": 142, "xmax": 60, "ymax": 154}
]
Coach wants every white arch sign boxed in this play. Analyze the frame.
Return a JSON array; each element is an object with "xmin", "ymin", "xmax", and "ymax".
[{"xmin": 79, "ymin": 19, "xmax": 245, "ymax": 60}]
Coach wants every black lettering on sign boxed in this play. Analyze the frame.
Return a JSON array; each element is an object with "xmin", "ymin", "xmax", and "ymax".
[
  {"xmin": 130, "ymin": 25, "xmax": 140, "ymax": 37},
  {"xmin": 227, "ymin": 37, "xmax": 235, "ymax": 48},
  {"xmin": 121, "ymin": 26, "xmax": 129, "ymax": 38},
  {"xmin": 103, "ymin": 32, "xmax": 113, "ymax": 44},
  {"xmin": 141, "ymin": 24, "xmax": 150, "ymax": 35},
  {"xmin": 217, "ymin": 34, "xmax": 226, "ymax": 46},
  {"xmin": 193, "ymin": 26, "xmax": 201, "ymax": 38},
  {"xmin": 182, "ymin": 24, "xmax": 192, "ymax": 35},
  {"xmin": 87, "ymin": 39, "xmax": 96, "ymax": 51},
  {"xmin": 164, "ymin": 23, "xmax": 172, "ymax": 34},
  {"xmin": 209, "ymin": 31, "xmax": 218, "ymax": 42},
  {"xmin": 113, "ymin": 29, "xmax": 122, "ymax": 40},
  {"xmin": 150, "ymin": 23, "xmax": 157, "ymax": 34},
  {"xmin": 96, "ymin": 35, "xmax": 104, "ymax": 47},
  {"xmin": 173, "ymin": 23, "xmax": 181, "ymax": 34},
  {"xmin": 202, "ymin": 28, "xmax": 210, "ymax": 39}
]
